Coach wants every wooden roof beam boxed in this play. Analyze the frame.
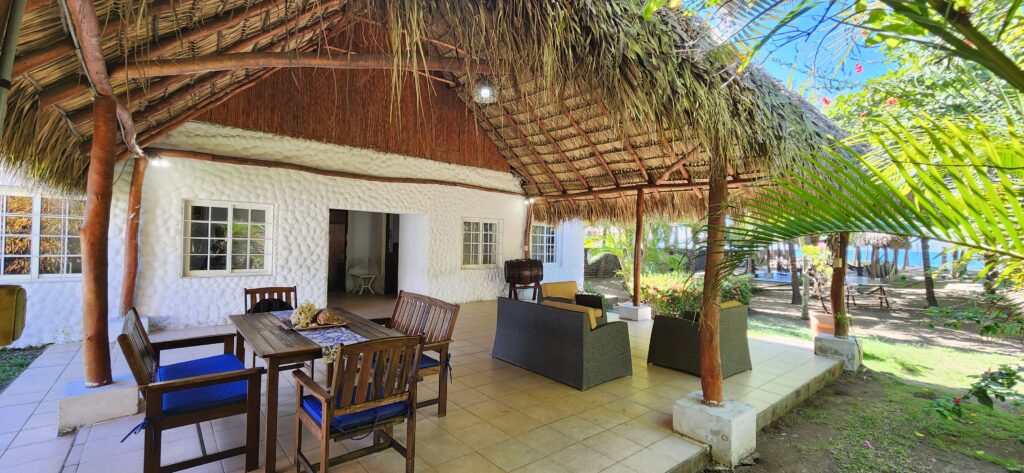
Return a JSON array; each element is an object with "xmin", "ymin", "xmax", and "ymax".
[
  {"xmin": 495, "ymin": 105, "xmax": 565, "ymax": 194},
  {"xmin": 41, "ymin": 0, "xmax": 289, "ymax": 108},
  {"xmin": 518, "ymin": 96, "xmax": 589, "ymax": 190},
  {"xmin": 656, "ymin": 132, "xmax": 702, "ymax": 199},
  {"xmin": 591, "ymin": 96, "xmax": 650, "ymax": 183},
  {"xmin": 64, "ymin": 0, "xmax": 142, "ymax": 156},
  {"xmin": 561, "ymin": 102, "xmax": 619, "ymax": 187},
  {"xmin": 124, "ymin": 52, "xmax": 497, "ymax": 78},
  {"xmin": 464, "ymin": 100, "xmax": 540, "ymax": 195}
]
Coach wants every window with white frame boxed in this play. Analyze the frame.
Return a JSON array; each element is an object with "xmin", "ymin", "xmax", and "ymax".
[
  {"xmin": 184, "ymin": 201, "xmax": 271, "ymax": 275},
  {"xmin": 0, "ymin": 191, "xmax": 84, "ymax": 278},
  {"xmin": 462, "ymin": 219, "xmax": 499, "ymax": 268},
  {"xmin": 530, "ymin": 223, "xmax": 558, "ymax": 264}
]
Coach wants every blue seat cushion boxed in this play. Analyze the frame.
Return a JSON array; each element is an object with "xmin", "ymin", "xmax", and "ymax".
[
  {"xmin": 420, "ymin": 355, "xmax": 440, "ymax": 370},
  {"xmin": 156, "ymin": 354, "xmax": 248, "ymax": 416},
  {"xmin": 300, "ymin": 395, "xmax": 408, "ymax": 433}
]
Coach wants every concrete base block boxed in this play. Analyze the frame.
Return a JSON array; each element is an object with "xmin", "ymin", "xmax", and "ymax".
[
  {"xmin": 672, "ymin": 391, "xmax": 756, "ymax": 467},
  {"xmin": 814, "ymin": 334, "xmax": 862, "ymax": 371},
  {"xmin": 617, "ymin": 304, "xmax": 652, "ymax": 321},
  {"xmin": 58, "ymin": 373, "xmax": 140, "ymax": 435}
]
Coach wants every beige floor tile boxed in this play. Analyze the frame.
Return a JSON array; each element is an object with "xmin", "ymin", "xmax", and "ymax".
[
  {"xmin": 648, "ymin": 434, "xmax": 705, "ymax": 462},
  {"xmin": 430, "ymin": 408, "xmax": 482, "ymax": 434},
  {"xmin": 577, "ymin": 405, "xmax": 632, "ymax": 430},
  {"xmin": 451, "ymin": 421, "xmax": 511, "ymax": 450},
  {"xmin": 414, "ymin": 431, "xmax": 473, "ymax": 467},
  {"xmin": 514, "ymin": 425, "xmax": 575, "ymax": 456},
  {"xmin": 547, "ymin": 442, "xmax": 616, "ymax": 472},
  {"xmin": 580, "ymin": 430, "xmax": 644, "ymax": 462},
  {"xmin": 548, "ymin": 415, "xmax": 605, "ymax": 442},
  {"xmin": 618, "ymin": 447, "xmax": 680, "ymax": 473},
  {"xmin": 434, "ymin": 452, "xmax": 504, "ymax": 473},
  {"xmin": 477, "ymin": 438, "xmax": 545, "ymax": 471},
  {"xmin": 514, "ymin": 456, "xmax": 574, "ymax": 473}
]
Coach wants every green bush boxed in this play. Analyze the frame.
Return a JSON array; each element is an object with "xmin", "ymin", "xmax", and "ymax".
[{"xmin": 640, "ymin": 273, "xmax": 755, "ymax": 316}]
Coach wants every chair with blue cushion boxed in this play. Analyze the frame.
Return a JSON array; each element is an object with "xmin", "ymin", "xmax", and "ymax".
[
  {"xmin": 117, "ymin": 308, "xmax": 264, "ymax": 473},
  {"xmin": 293, "ymin": 336, "xmax": 422, "ymax": 473}
]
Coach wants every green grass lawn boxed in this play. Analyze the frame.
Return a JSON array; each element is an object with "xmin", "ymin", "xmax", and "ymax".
[
  {"xmin": 0, "ymin": 346, "xmax": 45, "ymax": 393},
  {"xmin": 748, "ymin": 315, "xmax": 1020, "ymax": 389}
]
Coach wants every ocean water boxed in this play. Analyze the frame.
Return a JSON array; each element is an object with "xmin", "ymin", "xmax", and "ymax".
[{"xmin": 781, "ymin": 248, "xmax": 985, "ymax": 270}]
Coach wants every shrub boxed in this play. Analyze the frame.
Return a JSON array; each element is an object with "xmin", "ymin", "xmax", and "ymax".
[{"xmin": 640, "ymin": 273, "xmax": 756, "ymax": 316}]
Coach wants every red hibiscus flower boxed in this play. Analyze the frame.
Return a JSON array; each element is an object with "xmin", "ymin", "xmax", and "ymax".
[
  {"xmin": 855, "ymin": 63, "xmax": 864, "ymax": 74},
  {"xmin": 885, "ymin": 97, "xmax": 899, "ymax": 107},
  {"xmin": 954, "ymin": 397, "xmax": 962, "ymax": 405},
  {"xmin": 822, "ymin": 97, "xmax": 831, "ymax": 105}
]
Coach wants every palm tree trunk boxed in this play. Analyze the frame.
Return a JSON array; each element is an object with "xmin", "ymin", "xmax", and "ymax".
[
  {"xmin": 801, "ymin": 255, "xmax": 810, "ymax": 320},
  {"xmin": 921, "ymin": 237, "xmax": 938, "ymax": 307},
  {"xmin": 830, "ymin": 232, "xmax": 850, "ymax": 337},
  {"xmin": 788, "ymin": 239, "xmax": 801, "ymax": 305},
  {"xmin": 903, "ymin": 244, "xmax": 910, "ymax": 269}
]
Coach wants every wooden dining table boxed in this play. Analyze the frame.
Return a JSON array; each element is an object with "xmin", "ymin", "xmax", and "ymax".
[{"xmin": 229, "ymin": 309, "xmax": 401, "ymax": 472}]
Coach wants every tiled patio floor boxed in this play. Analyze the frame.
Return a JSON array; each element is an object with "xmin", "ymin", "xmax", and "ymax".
[{"xmin": 0, "ymin": 297, "xmax": 841, "ymax": 473}]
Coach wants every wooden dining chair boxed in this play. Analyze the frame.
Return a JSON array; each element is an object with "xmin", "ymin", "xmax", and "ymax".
[
  {"xmin": 293, "ymin": 336, "xmax": 422, "ymax": 473},
  {"xmin": 404, "ymin": 294, "xmax": 459, "ymax": 417},
  {"xmin": 117, "ymin": 308, "xmax": 264, "ymax": 473},
  {"xmin": 242, "ymin": 286, "xmax": 314, "ymax": 374}
]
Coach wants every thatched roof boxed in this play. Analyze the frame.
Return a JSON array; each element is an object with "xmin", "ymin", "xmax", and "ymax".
[{"xmin": 5, "ymin": 0, "xmax": 842, "ymax": 221}]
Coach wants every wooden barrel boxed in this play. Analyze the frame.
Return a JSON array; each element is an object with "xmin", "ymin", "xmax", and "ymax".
[{"xmin": 504, "ymin": 259, "xmax": 543, "ymax": 285}]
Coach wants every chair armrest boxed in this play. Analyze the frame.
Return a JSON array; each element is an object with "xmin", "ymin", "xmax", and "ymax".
[
  {"xmin": 422, "ymin": 340, "xmax": 451, "ymax": 352},
  {"xmin": 143, "ymin": 367, "xmax": 264, "ymax": 396},
  {"xmin": 575, "ymin": 293, "xmax": 604, "ymax": 312},
  {"xmin": 293, "ymin": 370, "xmax": 331, "ymax": 402},
  {"xmin": 152, "ymin": 333, "xmax": 236, "ymax": 353}
]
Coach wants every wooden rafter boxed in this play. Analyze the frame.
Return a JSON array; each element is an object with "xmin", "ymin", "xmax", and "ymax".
[
  {"xmin": 656, "ymin": 131, "xmax": 703, "ymax": 199},
  {"xmin": 562, "ymin": 103, "xmax": 619, "ymax": 187},
  {"xmin": 495, "ymin": 105, "xmax": 565, "ymax": 194},
  {"xmin": 517, "ymin": 88, "xmax": 588, "ymax": 190},
  {"xmin": 124, "ymin": 51, "xmax": 494, "ymax": 78},
  {"xmin": 591, "ymin": 97, "xmax": 650, "ymax": 183},
  {"xmin": 465, "ymin": 100, "xmax": 540, "ymax": 194}
]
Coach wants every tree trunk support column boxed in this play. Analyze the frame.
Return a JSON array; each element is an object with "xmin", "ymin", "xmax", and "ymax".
[
  {"xmin": 632, "ymin": 189, "xmax": 645, "ymax": 307},
  {"xmin": 82, "ymin": 95, "xmax": 117, "ymax": 388},
  {"xmin": 522, "ymin": 199, "xmax": 533, "ymax": 259},
  {"xmin": 120, "ymin": 157, "xmax": 147, "ymax": 315},
  {"xmin": 699, "ymin": 159, "xmax": 728, "ymax": 406},
  {"xmin": 830, "ymin": 232, "xmax": 850, "ymax": 337}
]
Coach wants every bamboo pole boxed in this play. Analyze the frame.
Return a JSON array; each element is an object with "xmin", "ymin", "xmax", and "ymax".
[
  {"xmin": 125, "ymin": 52, "xmax": 496, "ymax": 79},
  {"xmin": 0, "ymin": 0, "xmax": 26, "ymax": 133},
  {"xmin": 830, "ymin": 232, "xmax": 850, "ymax": 337},
  {"xmin": 698, "ymin": 157, "xmax": 728, "ymax": 406},
  {"xmin": 523, "ymin": 201, "xmax": 533, "ymax": 258},
  {"xmin": 81, "ymin": 95, "xmax": 117, "ymax": 388},
  {"xmin": 119, "ymin": 157, "xmax": 147, "ymax": 315},
  {"xmin": 632, "ymin": 189, "xmax": 645, "ymax": 307}
]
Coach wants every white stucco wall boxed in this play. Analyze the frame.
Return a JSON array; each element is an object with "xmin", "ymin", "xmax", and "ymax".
[
  {"xmin": 538, "ymin": 220, "xmax": 586, "ymax": 289},
  {"xmin": 4, "ymin": 121, "xmax": 588, "ymax": 345}
]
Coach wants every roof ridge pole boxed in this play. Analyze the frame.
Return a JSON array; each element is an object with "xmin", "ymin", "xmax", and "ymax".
[
  {"xmin": 632, "ymin": 188, "xmax": 645, "ymax": 307},
  {"xmin": 0, "ymin": 0, "xmax": 27, "ymax": 134},
  {"xmin": 699, "ymin": 154, "xmax": 728, "ymax": 406}
]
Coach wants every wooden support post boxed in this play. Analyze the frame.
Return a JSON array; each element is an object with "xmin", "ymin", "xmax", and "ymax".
[
  {"xmin": 632, "ymin": 189, "xmax": 645, "ymax": 307},
  {"xmin": 523, "ymin": 200, "xmax": 533, "ymax": 259},
  {"xmin": 699, "ymin": 157, "xmax": 728, "ymax": 406},
  {"xmin": 830, "ymin": 231, "xmax": 850, "ymax": 337},
  {"xmin": 81, "ymin": 95, "xmax": 117, "ymax": 388},
  {"xmin": 120, "ymin": 157, "xmax": 147, "ymax": 315}
]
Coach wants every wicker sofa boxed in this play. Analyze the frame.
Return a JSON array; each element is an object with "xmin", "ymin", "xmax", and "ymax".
[{"xmin": 492, "ymin": 297, "xmax": 632, "ymax": 390}]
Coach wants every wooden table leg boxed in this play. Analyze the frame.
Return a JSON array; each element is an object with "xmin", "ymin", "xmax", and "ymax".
[{"xmin": 264, "ymin": 359, "xmax": 280, "ymax": 472}]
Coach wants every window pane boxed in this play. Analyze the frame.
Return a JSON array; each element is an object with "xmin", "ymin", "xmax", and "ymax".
[
  {"xmin": 209, "ymin": 255, "xmax": 227, "ymax": 270},
  {"xmin": 190, "ymin": 222, "xmax": 209, "ymax": 238},
  {"xmin": 189, "ymin": 255, "xmax": 208, "ymax": 271},
  {"xmin": 66, "ymin": 238, "xmax": 81, "ymax": 255},
  {"xmin": 39, "ymin": 257, "xmax": 62, "ymax": 274},
  {"xmin": 5, "ymin": 237, "xmax": 30, "ymax": 255},
  {"xmin": 211, "ymin": 223, "xmax": 227, "ymax": 238},
  {"xmin": 250, "ymin": 240, "xmax": 264, "ymax": 255},
  {"xmin": 210, "ymin": 239, "xmax": 227, "ymax": 255},
  {"xmin": 233, "ymin": 209, "xmax": 249, "ymax": 222},
  {"xmin": 5, "ymin": 196, "xmax": 31, "ymax": 214},
  {"xmin": 210, "ymin": 207, "xmax": 228, "ymax": 221},
  {"xmin": 232, "ymin": 240, "xmax": 248, "ymax": 255},
  {"xmin": 231, "ymin": 255, "xmax": 247, "ymax": 268},
  {"xmin": 463, "ymin": 222, "xmax": 472, "ymax": 232},
  {"xmin": 68, "ymin": 200, "xmax": 85, "ymax": 217},
  {"xmin": 40, "ymin": 217, "xmax": 63, "ymax": 235},
  {"xmin": 66, "ymin": 257, "xmax": 82, "ymax": 274},
  {"xmin": 67, "ymin": 218, "xmax": 82, "ymax": 235},
  {"xmin": 5, "ymin": 216, "xmax": 31, "ymax": 234},
  {"xmin": 40, "ymin": 237, "xmax": 63, "ymax": 255},
  {"xmin": 190, "ymin": 206, "xmax": 210, "ymax": 221},
  {"xmin": 250, "ymin": 225, "xmax": 265, "ymax": 239},
  {"xmin": 249, "ymin": 256, "xmax": 264, "ymax": 270},
  {"xmin": 3, "ymin": 257, "xmax": 29, "ymax": 275},
  {"xmin": 190, "ymin": 239, "xmax": 208, "ymax": 254},
  {"xmin": 40, "ymin": 198, "xmax": 63, "ymax": 215},
  {"xmin": 250, "ymin": 209, "xmax": 266, "ymax": 223},
  {"xmin": 232, "ymin": 223, "xmax": 248, "ymax": 238}
]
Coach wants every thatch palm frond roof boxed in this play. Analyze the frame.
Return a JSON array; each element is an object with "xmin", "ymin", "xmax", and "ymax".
[{"xmin": 5, "ymin": 0, "xmax": 842, "ymax": 221}]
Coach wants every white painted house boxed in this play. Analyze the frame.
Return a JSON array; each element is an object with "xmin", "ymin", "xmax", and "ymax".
[{"xmin": 2, "ymin": 120, "xmax": 586, "ymax": 347}]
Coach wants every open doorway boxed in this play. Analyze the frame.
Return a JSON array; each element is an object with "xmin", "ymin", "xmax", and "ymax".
[{"xmin": 328, "ymin": 210, "xmax": 419, "ymax": 313}]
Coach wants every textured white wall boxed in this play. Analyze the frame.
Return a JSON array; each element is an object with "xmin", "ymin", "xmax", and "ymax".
[
  {"xmin": 539, "ymin": 220, "xmax": 586, "ymax": 289},
  {"xmin": 3, "ymin": 121, "xmax": 592, "ymax": 344}
]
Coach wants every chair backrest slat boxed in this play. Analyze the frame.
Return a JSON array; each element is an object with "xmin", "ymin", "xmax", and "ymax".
[
  {"xmin": 330, "ymin": 336, "xmax": 420, "ymax": 411},
  {"xmin": 387, "ymin": 291, "xmax": 459, "ymax": 345},
  {"xmin": 117, "ymin": 308, "xmax": 157, "ymax": 386},
  {"xmin": 244, "ymin": 286, "xmax": 298, "ymax": 313}
]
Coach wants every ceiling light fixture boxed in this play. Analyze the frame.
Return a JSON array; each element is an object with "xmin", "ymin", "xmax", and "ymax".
[{"xmin": 473, "ymin": 80, "xmax": 497, "ymax": 104}]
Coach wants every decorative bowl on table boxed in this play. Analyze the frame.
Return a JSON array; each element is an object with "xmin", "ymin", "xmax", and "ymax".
[{"xmin": 287, "ymin": 302, "xmax": 347, "ymax": 331}]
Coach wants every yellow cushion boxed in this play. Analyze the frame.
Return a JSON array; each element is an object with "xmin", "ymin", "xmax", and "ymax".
[
  {"xmin": 541, "ymin": 281, "xmax": 579, "ymax": 301},
  {"xmin": 0, "ymin": 285, "xmax": 26, "ymax": 346},
  {"xmin": 540, "ymin": 300, "xmax": 600, "ymax": 330}
]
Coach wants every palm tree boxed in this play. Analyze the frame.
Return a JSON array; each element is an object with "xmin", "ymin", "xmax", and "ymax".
[
  {"xmin": 921, "ymin": 237, "xmax": 939, "ymax": 307},
  {"xmin": 788, "ymin": 239, "xmax": 802, "ymax": 304}
]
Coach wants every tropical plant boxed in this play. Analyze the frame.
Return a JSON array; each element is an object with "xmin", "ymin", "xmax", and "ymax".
[{"xmin": 641, "ymin": 272, "xmax": 756, "ymax": 316}]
